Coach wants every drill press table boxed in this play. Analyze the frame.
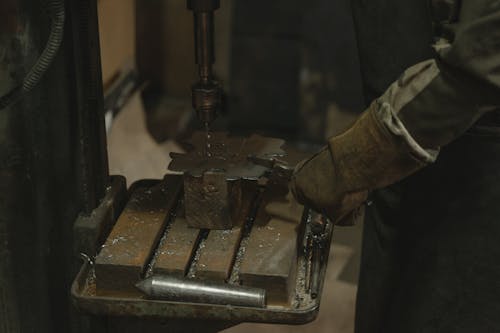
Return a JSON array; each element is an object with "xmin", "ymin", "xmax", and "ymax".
[{"xmin": 72, "ymin": 175, "xmax": 334, "ymax": 324}]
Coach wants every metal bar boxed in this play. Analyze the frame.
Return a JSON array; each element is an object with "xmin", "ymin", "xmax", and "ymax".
[
  {"xmin": 194, "ymin": 11, "xmax": 214, "ymax": 83},
  {"xmin": 136, "ymin": 275, "xmax": 266, "ymax": 308}
]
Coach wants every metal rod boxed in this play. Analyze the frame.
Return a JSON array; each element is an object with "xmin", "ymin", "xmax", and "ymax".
[
  {"xmin": 309, "ymin": 213, "xmax": 330, "ymax": 299},
  {"xmin": 136, "ymin": 276, "xmax": 267, "ymax": 308},
  {"xmin": 188, "ymin": 0, "xmax": 221, "ymax": 125},
  {"xmin": 310, "ymin": 246, "xmax": 321, "ymax": 299},
  {"xmin": 194, "ymin": 11, "xmax": 215, "ymax": 83},
  {"xmin": 305, "ymin": 234, "xmax": 314, "ymax": 292}
]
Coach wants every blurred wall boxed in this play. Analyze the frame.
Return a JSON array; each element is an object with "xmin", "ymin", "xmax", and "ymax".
[
  {"xmin": 227, "ymin": 0, "xmax": 363, "ymax": 141},
  {"xmin": 136, "ymin": 1, "xmax": 194, "ymax": 99},
  {"xmin": 98, "ymin": 0, "xmax": 136, "ymax": 89},
  {"xmin": 300, "ymin": 0, "xmax": 364, "ymax": 141}
]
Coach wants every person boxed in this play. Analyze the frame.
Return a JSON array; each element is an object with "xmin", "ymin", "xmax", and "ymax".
[{"xmin": 291, "ymin": 0, "xmax": 500, "ymax": 331}]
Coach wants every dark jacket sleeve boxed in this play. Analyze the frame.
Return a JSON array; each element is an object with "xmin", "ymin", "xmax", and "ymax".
[{"xmin": 378, "ymin": 0, "xmax": 500, "ymax": 149}]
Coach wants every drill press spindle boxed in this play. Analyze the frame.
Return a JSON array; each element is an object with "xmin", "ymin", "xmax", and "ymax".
[{"xmin": 188, "ymin": 0, "xmax": 222, "ymax": 156}]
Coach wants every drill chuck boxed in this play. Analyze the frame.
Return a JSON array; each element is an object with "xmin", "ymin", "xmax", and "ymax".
[{"xmin": 192, "ymin": 82, "xmax": 220, "ymax": 124}]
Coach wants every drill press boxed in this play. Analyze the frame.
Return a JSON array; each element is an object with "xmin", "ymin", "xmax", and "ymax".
[{"xmin": 71, "ymin": 1, "xmax": 335, "ymax": 327}]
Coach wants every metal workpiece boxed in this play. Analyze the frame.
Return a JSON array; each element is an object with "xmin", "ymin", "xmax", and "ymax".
[
  {"xmin": 169, "ymin": 132, "xmax": 304, "ymax": 230},
  {"xmin": 169, "ymin": 131, "xmax": 288, "ymax": 180},
  {"xmin": 248, "ymin": 144, "xmax": 309, "ymax": 177},
  {"xmin": 136, "ymin": 275, "xmax": 266, "ymax": 308},
  {"xmin": 184, "ymin": 171, "xmax": 243, "ymax": 229}
]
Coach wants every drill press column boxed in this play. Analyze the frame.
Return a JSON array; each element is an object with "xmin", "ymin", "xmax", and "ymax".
[{"xmin": 188, "ymin": 0, "xmax": 222, "ymax": 126}]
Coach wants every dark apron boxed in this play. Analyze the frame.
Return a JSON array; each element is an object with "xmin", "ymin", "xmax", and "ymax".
[
  {"xmin": 351, "ymin": 0, "xmax": 500, "ymax": 331},
  {"xmin": 356, "ymin": 127, "xmax": 500, "ymax": 332}
]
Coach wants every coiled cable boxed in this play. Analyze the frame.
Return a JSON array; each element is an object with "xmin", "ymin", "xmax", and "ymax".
[{"xmin": 0, "ymin": 0, "xmax": 65, "ymax": 110}]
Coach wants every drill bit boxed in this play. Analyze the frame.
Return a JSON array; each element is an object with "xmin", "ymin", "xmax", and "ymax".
[{"xmin": 205, "ymin": 121, "xmax": 212, "ymax": 157}]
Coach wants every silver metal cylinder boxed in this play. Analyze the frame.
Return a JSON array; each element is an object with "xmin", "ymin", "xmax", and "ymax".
[{"xmin": 136, "ymin": 276, "xmax": 267, "ymax": 308}]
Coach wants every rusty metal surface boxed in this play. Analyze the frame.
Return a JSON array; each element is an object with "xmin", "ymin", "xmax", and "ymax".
[
  {"xmin": 196, "ymin": 182, "xmax": 257, "ymax": 280},
  {"xmin": 170, "ymin": 132, "xmax": 304, "ymax": 230},
  {"xmin": 94, "ymin": 176, "xmax": 182, "ymax": 295},
  {"xmin": 72, "ymin": 176, "xmax": 335, "ymax": 325},
  {"xmin": 153, "ymin": 216, "xmax": 201, "ymax": 277},
  {"xmin": 238, "ymin": 179, "xmax": 304, "ymax": 305},
  {"xmin": 71, "ymin": 211, "xmax": 335, "ymax": 324},
  {"xmin": 196, "ymin": 226, "xmax": 244, "ymax": 280},
  {"xmin": 168, "ymin": 131, "xmax": 286, "ymax": 180},
  {"xmin": 72, "ymin": 261, "xmax": 321, "ymax": 325},
  {"xmin": 183, "ymin": 171, "xmax": 242, "ymax": 229},
  {"xmin": 74, "ymin": 176, "xmax": 128, "ymax": 257},
  {"xmin": 240, "ymin": 216, "xmax": 300, "ymax": 305}
]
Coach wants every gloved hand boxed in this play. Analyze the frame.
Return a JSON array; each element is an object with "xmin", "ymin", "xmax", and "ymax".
[
  {"xmin": 291, "ymin": 100, "xmax": 432, "ymax": 225},
  {"xmin": 291, "ymin": 147, "xmax": 368, "ymax": 225}
]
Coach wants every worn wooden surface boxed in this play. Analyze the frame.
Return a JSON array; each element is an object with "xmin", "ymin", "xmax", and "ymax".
[{"xmin": 95, "ymin": 176, "xmax": 182, "ymax": 295}]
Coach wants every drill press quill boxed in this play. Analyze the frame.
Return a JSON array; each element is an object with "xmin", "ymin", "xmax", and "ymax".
[{"xmin": 188, "ymin": 0, "xmax": 222, "ymax": 155}]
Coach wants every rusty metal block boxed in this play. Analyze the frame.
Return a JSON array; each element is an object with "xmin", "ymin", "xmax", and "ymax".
[
  {"xmin": 240, "ymin": 218, "xmax": 299, "ymax": 305},
  {"xmin": 196, "ymin": 181, "xmax": 257, "ymax": 280},
  {"xmin": 196, "ymin": 227, "xmax": 244, "ymax": 281},
  {"xmin": 74, "ymin": 176, "xmax": 128, "ymax": 257},
  {"xmin": 238, "ymin": 182, "xmax": 302, "ymax": 305},
  {"xmin": 94, "ymin": 176, "xmax": 182, "ymax": 295},
  {"xmin": 184, "ymin": 170, "xmax": 242, "ymax": 229}
]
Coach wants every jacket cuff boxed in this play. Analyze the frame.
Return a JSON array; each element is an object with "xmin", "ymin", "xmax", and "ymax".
[{"xmin": 375, "ymin": 101, "xmax": 439, "ymax": 164}]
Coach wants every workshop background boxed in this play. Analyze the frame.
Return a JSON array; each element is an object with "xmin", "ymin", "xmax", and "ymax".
[{"xmin": 101, "ymin": 0, "xmax": 364, "ymax": 332}]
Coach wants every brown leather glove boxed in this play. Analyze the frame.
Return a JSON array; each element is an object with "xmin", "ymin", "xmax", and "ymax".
[
  {"xmin": 290, "ymin": 147, "xmax": 368, "ymax": 225},
  {"xmin": 291, "ymin": 101, "xmax": 429, "ymax": 224}
]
